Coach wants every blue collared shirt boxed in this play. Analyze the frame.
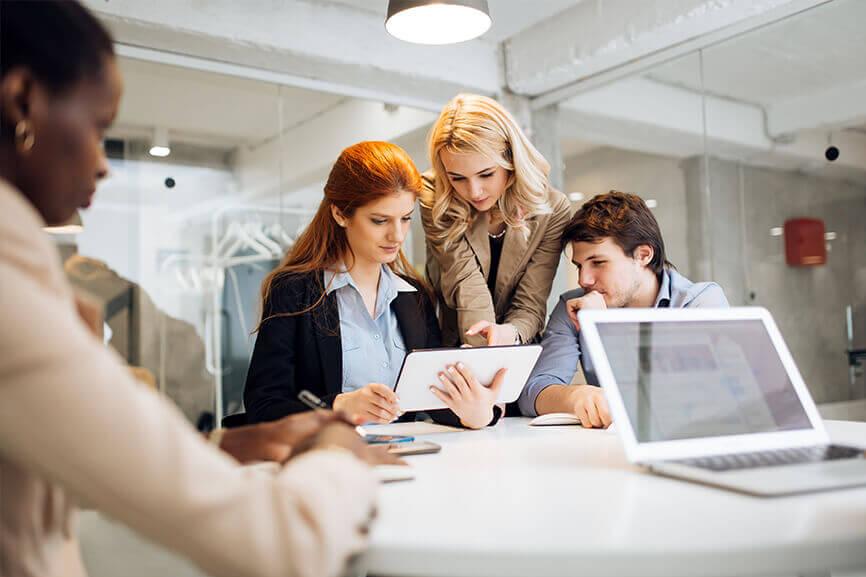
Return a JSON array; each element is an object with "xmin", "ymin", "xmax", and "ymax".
[
  {"xmin": 517, "ymin": 269, "xmax": 729, "ymax": 416},
  {"xmin": 324, "ymin": 265, "xmax": 417, "ymax": 393}
]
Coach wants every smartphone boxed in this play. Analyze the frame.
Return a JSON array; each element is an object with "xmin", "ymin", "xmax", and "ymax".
[
  {"xmin": 363, "ymin": 434, "xmax": 415, "ymax": 445},
  {"xmin": 387, "ymin": 441, "xmax": 442, "ymax": 456}
]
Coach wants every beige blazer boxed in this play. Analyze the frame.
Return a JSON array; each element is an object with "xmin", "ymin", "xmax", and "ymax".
[
  {"xmin": 0, "ymin": 178, "xmax": 377, "ymax": 577},
  {"xmin": 421, "ymin": 175, "xmax": 572, "ymax": 346}
]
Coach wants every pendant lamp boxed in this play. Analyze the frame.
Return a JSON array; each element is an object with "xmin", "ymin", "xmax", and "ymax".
[{"xmin": 386, "ymin": 0, "xmax": 491, "ymax": 45}]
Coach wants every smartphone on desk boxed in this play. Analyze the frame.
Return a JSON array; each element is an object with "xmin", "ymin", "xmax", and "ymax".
[
  {"xmin": 387, "ymin": 441, "xmax": 441, "ymax": 456},
  {"xmin": 363, "ymin": 434, "xmax": 414, "ymax": 445}
]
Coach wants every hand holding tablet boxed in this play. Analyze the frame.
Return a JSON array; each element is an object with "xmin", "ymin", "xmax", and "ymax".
[{"xmin": 393, "ymin": 344, "xmax": 543, "ymax": 413}]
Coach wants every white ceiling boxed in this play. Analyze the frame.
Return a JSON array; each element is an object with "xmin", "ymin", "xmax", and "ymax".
[
  {"xmin": 107, "ymin": 0, "xmax": 866, "ymax": 188},
  {"xmin": 111, "ymin": 57, "xmax": 346, "ymax": 149},
  {"xmin": 323, "ymin": 0, "xmax": 582, "ymax": 43},
  {"xmin": 645, "ymin": 0, "xmax": 866, "ymax": 107}
]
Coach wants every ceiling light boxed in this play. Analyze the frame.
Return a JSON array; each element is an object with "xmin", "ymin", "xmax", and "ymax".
[
  {"xmin": 149, "ymin": 126, "xmax": 171, "ymax": 158},
  {"xmin": 386, "ymin": 0, "xmax": 491, "ymax": 45},
  {"xmin": 824, "ymin": 231, "xmax": 837, "ymax": 241},
  {"xmin": 770, "ymin": 227, "xmax": 783, "ymax": 237},
  {"xmin": 645, "ymin": 199, "xmax": 658, "ymax": 208},
  {"xmin": 44, "ymin": 211, "xmax": 83, "ymax": 235}
]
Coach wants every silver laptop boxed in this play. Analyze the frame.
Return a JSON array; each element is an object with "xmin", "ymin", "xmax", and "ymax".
[{"xmin": 578, "ymin": 307, "xmax": 866, "ymax": 496}]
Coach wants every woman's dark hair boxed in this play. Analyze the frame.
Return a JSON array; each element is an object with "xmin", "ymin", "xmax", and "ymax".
[
  {"xmin": 1, "ymin": 0, "xmax": 115, "ymax": 93},
  {"xmin": 562, "ymin": 190, "xmax": 672, "ymax": 276}
]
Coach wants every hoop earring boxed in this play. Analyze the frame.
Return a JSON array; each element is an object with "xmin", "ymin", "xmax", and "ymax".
[{"xmin": 15, "ymin": 121, "xmax": 35, "ymax": 153}]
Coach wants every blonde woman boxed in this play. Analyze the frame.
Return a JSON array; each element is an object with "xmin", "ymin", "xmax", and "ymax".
[{"xmin": 421, "ymin": 94, "xmax": 571, "ymax": 347}]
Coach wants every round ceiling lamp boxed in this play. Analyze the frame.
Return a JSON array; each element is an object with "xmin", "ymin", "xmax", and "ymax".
[{"xmin": 386, "ymin": 0, "xmax": 491, "ymax": 45}]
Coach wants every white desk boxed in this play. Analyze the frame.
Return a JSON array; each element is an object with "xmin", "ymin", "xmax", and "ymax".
[{"xmin": 365, "ymin": 418, "xmax": 866, "ymax": 577}]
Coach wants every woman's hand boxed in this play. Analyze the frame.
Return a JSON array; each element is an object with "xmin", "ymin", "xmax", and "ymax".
[
  {"xmin": 333, "ymin": 383, "xmax": 403, "ymax": 424},
  {"xmin": 218, "ymin": 410, "xmax": 348, "ymax": 464},
  {"xmin": 465, "ymin": 321, "xmax": 519, "ymax": 346},
  {"xmin": 429, "ymin": 364, "xmax": 507, "ymax": 429}
]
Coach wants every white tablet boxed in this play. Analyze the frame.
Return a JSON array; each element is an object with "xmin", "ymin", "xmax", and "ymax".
[{"xmin": 393, "ymin": 344, "xmax": 543, "ymax": 412}]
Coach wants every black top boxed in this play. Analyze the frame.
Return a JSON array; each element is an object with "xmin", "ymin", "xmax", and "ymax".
[
  {"xmin": 487, "ymin": 233, "xmax": 505, "ymax": 295},
  {"xmin": 243, "ymin": 270, "xmax": 502, "ymax": 428}
]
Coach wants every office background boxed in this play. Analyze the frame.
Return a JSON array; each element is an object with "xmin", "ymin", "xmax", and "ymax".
[{"xmin": 54, "ymin": 0, "xmax": 866, "ymax": 424}]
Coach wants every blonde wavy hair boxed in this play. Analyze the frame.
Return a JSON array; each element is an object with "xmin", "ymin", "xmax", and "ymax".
[{"xmin": 422, "ymin": 93, "xmax": 552, "ymax": 248}]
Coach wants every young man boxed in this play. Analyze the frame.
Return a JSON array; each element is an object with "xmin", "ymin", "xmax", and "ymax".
[{"xmin": 517, "ymin": 191, "xmax": 728, "ymax": 427}]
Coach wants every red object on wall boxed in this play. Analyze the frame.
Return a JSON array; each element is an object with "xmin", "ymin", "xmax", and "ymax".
[{"xmin": 784, "ymin": 218, "xmax": 826, "ymax": 266}]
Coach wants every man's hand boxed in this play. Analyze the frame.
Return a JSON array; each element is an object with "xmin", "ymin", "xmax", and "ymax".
[
  {"xmin": 218, "ymin": 410, "xmax": 347, "ymax": 464},
  {"xmin": 333, "ymin": 383, "xmax": 403, "ymax": 424},
  {"xmin": 465, "ymin": 321, "xmax": 519, "ymax": 346},
  {"xmin": 566, "ymin": 385, "xmax": 612, "ymax": 429},
  {"xmin": 565, "ymin": 291, "xmax": 606, "ymax": 332}
]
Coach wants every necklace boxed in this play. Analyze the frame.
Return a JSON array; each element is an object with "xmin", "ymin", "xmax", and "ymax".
[{"xmin": 488, "ymin": 227, "xmax": 506, "ymax": 239}]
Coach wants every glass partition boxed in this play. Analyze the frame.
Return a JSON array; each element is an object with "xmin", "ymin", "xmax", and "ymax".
[
  {"xmin": 64, "ymin": 56, "xmax": 433, "ymax": 425},
  {"xmin": 558, "ymin": 0, "xmax": 866, "ymax": 410},
  {"xmin": 697, "ymin": 0, "xmax": 866, "ymax": 407}
]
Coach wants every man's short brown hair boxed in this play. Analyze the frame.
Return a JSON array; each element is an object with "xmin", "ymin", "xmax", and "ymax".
[{"xmin": 562, "ymin": 191, "xmax": 671, "ymax": 276}]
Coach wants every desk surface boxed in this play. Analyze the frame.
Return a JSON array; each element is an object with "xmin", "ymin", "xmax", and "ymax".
[{"xmin": 366, "ymin": 418, "xmax": 866, "ymax": 577}]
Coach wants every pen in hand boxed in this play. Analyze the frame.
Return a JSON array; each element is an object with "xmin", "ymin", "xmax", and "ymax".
[
  {"xmin": 298, "ymin": 390, "xmax": 365, "ymax": 433},
  {"xmin": 297, "ymin": 389, "xmax": 329, "ymax": 411}
]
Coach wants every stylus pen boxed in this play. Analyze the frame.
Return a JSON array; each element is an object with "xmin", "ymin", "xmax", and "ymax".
[{"xmin": 298, "ymin": 389, "xmax": 367, "ymax": 435}]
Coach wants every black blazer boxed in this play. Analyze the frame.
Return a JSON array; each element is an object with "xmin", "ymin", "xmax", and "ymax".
[{"xmin": 244, "ymin": 270, "xmax": 499, "ymax": 427}]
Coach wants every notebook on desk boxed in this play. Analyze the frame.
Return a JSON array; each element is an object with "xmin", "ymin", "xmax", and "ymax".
[{"xmin": 579, "ymin": 307, "xmax": 866, "ymax": 496}]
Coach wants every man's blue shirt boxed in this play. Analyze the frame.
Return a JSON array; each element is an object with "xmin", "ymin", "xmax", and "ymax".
[{"xmin": 517, "ymin": 269, "xmax": 729, "ymax": 416}]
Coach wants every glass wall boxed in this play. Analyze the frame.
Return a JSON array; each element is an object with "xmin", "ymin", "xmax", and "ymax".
[
  {"xmin": 558, "ymin": 0, "xmax": 866, "ymax": 411},
  {"xmin": 61, "ymin": 0, "xmax": 866, "ymax": 424},
  {"xmin": 697, "ymin": 0, "xmax": 866, "ymax": 407},
  {"xmin": 60, "ymin": 57, "xmax": 434, "ymax": 426}
]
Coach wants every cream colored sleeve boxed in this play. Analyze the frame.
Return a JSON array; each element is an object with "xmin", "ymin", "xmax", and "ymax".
[{"xmin": 0, "ymin": 260, "xmax": 378, "ymax": 577}]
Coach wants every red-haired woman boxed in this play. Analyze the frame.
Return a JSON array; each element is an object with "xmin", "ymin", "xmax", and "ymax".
[{"xmin": 244, "ymin": 141, "xmax": 505, "ymax": 429}]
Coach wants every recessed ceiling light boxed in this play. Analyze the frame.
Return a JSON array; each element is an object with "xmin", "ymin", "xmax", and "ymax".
[
  {"xmin": 568, "ymin": 192, "xmax": 585, "ymax": 202},
  {"xmin": 386, "ymin": 0, "xmax": 491, "ymax": 45},
  {"xmin": 645, "ymin": 199, "xmax": 658, "ymax": 208},
  {"xmin": 770, "ymin": 227, "xmax": 783, "ymax": 237},
  {"xmin": 824, "ymin": 231, "xmax": 837, "ymax": 240}
]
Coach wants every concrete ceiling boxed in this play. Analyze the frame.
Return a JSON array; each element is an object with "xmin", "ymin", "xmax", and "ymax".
[
  {"xmin": 645, "ymin": 0, "xmax": 866, "ymax": 107},
  {"xmin": 95, "ymin": 0, "xmax": 866, "ymax": 191},
  {"xmin": 110, "ymin": 57, "xmax": 346, "ymax": 149},
  {"xmin": 559, "ymin": 0, "xmax": 866, "ymax": 185}
]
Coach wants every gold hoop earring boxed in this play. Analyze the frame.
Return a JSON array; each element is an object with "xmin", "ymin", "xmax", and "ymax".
[{"xmin": 15, "ymin": 121, "xmax": 35, "ymax": 153}]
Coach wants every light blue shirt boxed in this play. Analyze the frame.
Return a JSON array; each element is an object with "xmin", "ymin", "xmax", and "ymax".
[
  {"xmin": 517, "ymin": 269, "xmax": 729, "ymax": 416},
  {"xmin": 324, "ymin": 265, "xmax": 417, "ymax": 393}
]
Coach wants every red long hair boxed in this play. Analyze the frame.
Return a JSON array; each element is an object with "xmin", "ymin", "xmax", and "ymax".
[{"xmin": 258, "ymin": 141, "xmax": 426, "ymax": 327}]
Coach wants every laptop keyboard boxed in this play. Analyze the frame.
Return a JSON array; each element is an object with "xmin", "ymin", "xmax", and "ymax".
[{"xmin": 673, "ymin": 445, "xmax": 864, "ymax": 472}]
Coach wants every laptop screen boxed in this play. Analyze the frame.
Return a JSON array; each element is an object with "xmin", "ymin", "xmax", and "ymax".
[{"xmin": 595, "ymin": 319, "xmax": 812, "ymax": 442}]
